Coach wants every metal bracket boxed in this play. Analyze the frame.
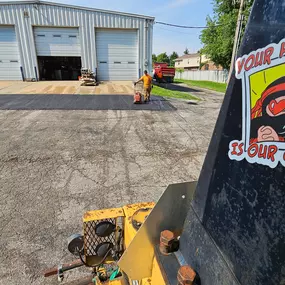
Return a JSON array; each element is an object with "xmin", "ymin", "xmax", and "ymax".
[
  {"xmin": 57, "ymin": 265, "xmax": 64, "ymax": 282},
  {"xmin": 118, "ymin": 181, "xmax": 197, "ymax": 280}
]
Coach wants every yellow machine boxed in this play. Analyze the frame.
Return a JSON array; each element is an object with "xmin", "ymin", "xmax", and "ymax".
[
  {"xmin": 44, "ymin": 201, "xmax": 166, "ymax": 284},
  {"xmin": 45, "ymin": 182, "xmax": 193, "ymax": 285}
]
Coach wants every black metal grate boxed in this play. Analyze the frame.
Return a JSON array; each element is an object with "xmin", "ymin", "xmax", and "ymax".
[{"xmin": 84, "ymin": 218, "xmax": 117, "ymax": 257}]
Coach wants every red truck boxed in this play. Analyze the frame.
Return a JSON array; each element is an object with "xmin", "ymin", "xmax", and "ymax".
[{"xmin": 153, "ymin": 62, "xmax": 175, "ymax": 83}]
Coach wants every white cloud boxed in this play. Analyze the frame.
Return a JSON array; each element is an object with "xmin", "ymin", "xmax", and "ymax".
[{"xmin": 167, "ymin": 0, "xmax": 193, "ymax": 8}]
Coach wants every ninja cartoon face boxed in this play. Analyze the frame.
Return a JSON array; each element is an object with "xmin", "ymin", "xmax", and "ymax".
[{"xmin": 250, "ymin": 77, "xmax": 285, "ymax": 143}]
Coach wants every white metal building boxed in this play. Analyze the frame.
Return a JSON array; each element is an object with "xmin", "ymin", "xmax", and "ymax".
[{"xmin": 0, "ymin": 1, "xmax": 154, "ymax": 81}]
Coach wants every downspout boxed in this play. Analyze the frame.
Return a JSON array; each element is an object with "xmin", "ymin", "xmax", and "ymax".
[{"xmin": 144, "ymin": 19, "xmax": 148, "ymax": 71}]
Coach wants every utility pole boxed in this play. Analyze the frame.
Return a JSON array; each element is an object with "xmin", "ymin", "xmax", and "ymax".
[{"xmin": 227, "ymin": 0, "xmax": 245, "ymax": 84}]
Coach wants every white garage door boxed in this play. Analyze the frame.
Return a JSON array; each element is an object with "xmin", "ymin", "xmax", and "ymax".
[
  {"xmin": 96, "ymin": 29, "xmax": 138, "ymax": 81},
  {"xmin": 0, "ymin": 26, "xmax": 21, "ymax": 80},
  {"xmin": 34, "ymin": 27, "xmax": 81, "ymax": 56}
]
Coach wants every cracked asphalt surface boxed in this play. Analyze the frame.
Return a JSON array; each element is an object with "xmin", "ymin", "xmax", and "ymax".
[{"xmin": 0, "ymin": 92, "xmax": 223, "ymax": 284}]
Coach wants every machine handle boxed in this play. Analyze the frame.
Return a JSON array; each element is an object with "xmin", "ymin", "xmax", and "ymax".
[
  {"xmin": 43, "ymin": 259, "xmax": 83, "ymax": 277},
  {"xmin": 43, "ymin": 267, "xmax": 58, "ymax": 277}
]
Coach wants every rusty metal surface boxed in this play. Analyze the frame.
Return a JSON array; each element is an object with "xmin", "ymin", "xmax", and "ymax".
[
  {"xmin": 123, "ymin": 203, "xmax": 154, "ymax": 232},
  {"xmin": 122, "ymin": 202, "xmax": 155, "ymax": 248},
  {"xmin": 156, "ymin": 206, "xmax": 240, "ymax": 285},
  {"xmin": 177, "ymin": 265, "xmax": 196, "ymax": 285},
  {"xmin": 160, "ymin": 230, "xmax": 175, "ymax": 243},
  {"xmin": 43, "ymin": 259, "xmax": 83, "ymax": 277},
  {"xmin": 118, "ymin": 181, "xmax": 197, "ymax": 280},
  {"xmin": 159, "ymin": 230, "xmax": 175, "ymax": 256},
  {"xmin": 123, "ymin": 203, "xmax": 155, "ymax": 217},
  {"xmin": 83, "ymin": 207, "xmax": 124, "ymax": 223}
]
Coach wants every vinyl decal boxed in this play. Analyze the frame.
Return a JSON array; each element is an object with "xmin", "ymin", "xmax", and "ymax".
[{"xmin": 229, "ymin": 39, "xmax": 285, "ymax": 168}]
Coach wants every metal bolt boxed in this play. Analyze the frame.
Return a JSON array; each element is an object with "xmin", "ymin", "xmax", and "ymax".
[
  {"xmin": 177, "ymin": 265, "xmax": 196, "ymax": 285},
  {"xmin": 160, "ymin": 230, "xmax": 175, "ymax": 243},
  {"xmin": 159, "ymin": 230, "xmax": 175, "ymax": 255}
]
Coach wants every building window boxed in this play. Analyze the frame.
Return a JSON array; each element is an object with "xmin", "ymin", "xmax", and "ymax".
[
  {"xmin": 69, "ymin": 35, "xmax": 77, "ymax": 38},
  {"xmin": 53, "ymin": 35, "xmax": 61, "ymax": 38},
  {"xmin": 37, "ymin": 34, "xmax": 45, "ymax": 37}
]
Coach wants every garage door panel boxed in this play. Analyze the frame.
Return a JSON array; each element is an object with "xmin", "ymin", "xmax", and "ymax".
[
  {"xmin": 97, "ymin": 48, "xmax": 138, "ymax": 53},
  {"xmin": 34, "ymin": 27, "xmax": 81, "ymax": 57},
  {"xmin": 97, "ymin": 51, "xmax": 138, "ymax": 58},
  {"xmin": 35, "ymin": 44, "xmax": 81, "ymax": 57},
  {"xmin": 98, "ymin": 57, "xmax": 138, "ymax": 62},
  {"xmin": 0, "ymin": 26, "xmax": 21, "ymax": 80},
  {"xmin": 0, "ymin": 62, "xmax": 21, "ymax": 79},
  {"xmin": 96, "ymin": 29, "xmax": 138, "ymax": 81},
  {"xmin": 96, "ymin": 41, "xmax": 138, "ymax": 46},
  {"xmin": 96, "ymin": 40, "xmax": 138, "ymax": 46},
  {"xmin": 99, "ymin": 64, "xmax": 137, "ymax": 70}
]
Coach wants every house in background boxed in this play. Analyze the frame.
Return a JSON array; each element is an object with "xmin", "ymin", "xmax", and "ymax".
[{"xmin": 174, "ymin": 53, "xmax": 223, "ymax": 71}]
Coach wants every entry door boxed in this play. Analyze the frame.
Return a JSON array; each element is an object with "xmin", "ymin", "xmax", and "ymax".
[
  {"xmin": 0, "ymin": 26, "xmax": 21, "ymax": 80},
  {"xmin": 33, "ymin": 27, "xmax": 81, "ymax": 56},
  {"xmin": 96, "ymin": 29, "xmax": 138, "ymax": 81}
]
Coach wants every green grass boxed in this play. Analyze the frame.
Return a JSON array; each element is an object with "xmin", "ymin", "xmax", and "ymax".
[
  {"xmin": 152, "ymin": 85, "xmax": 199, "ymax": 101},
  {"xmin": 175, "ymin": 79, "xmax": 227, "ymax": 93}
]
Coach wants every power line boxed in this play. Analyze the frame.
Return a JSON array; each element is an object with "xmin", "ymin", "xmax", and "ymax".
[
  {"xmin": 155, "ymin": 26, "xmax": 201, "ymax": 35},
  {"xmin": 155, "ymin": 21, "xmax": 222, "ymax": 29}
]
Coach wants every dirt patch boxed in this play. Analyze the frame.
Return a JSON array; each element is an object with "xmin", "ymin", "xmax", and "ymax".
[{"xmin": 0, "ymin": 81, "xmax": 133, "ymax": 95}]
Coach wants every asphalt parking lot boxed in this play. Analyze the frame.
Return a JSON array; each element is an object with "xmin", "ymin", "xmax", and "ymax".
[{"xmin": 0, "ymin": 91, "xmax": 223, "ymax": 284}]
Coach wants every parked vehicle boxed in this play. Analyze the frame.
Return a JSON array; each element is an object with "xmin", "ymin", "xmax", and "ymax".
[{"xmin": 153, "ymin": 62, "xmax": 175, "ymax": 83}]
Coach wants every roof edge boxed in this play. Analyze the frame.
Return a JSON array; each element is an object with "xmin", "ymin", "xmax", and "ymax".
[
  {"xmin": 175, "ymin": 53, "xmax": 201, "ymax": 60},
  {"xmin": 0, "ymin": 0, "xmax": 155, "ymax": 20}
]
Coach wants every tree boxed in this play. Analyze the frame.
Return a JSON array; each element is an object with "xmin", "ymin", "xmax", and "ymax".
[
  {"xmin": 200, "ymin": 0, "xmax": 254, "ymax": 69},
  {"xmin": 169, "ymin": 51, "xmax": 179, "ymax": 67},
  {"xmin": 184, "ymin": 48, "xmax": 189, "ymax": 55},
  {"xmin": 152, "ymin": 54, "xmax": 157, "ymax": 64},
  {"xmin": 156, "ymin": 52, "xmax": 169, "ymax": 64}
]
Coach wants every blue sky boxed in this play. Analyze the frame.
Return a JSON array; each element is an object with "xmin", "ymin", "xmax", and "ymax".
[{"xmin": 6, "ymin": 0, "xmax": 214, "ymax": 56}]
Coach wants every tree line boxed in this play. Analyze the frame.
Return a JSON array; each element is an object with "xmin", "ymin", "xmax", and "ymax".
[{"xmin": 200, "ymin": 0, "xmax": 254, "ymax": 69}]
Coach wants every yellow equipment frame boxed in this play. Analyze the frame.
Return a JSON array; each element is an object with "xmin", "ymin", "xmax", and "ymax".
[{"xmin": 82, "ymin": 202, "xmax": 166, "ymax": 285}]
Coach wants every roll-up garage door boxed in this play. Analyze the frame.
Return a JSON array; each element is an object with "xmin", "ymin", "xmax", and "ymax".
[
  {"xmin": 0, "ymin": 26, "xmax": 21, "ymax": 80},
  {"xmin": 96, "ymin": 29, "xmax": 138, "ymax": 81},
  {"xmin": 34, "ymin": 27, "xmax": 81, "ymax": 80},
  {"xmin": 34, "ymin": 27, "xmax": 81, "ymax": 56}
]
